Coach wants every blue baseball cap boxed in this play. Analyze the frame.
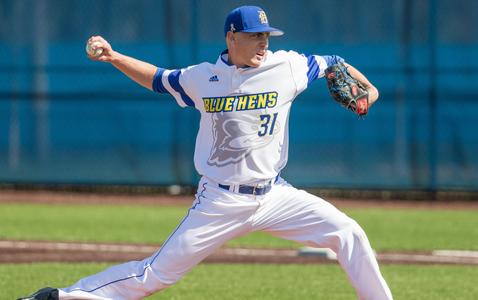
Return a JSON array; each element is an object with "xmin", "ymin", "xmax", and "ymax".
[{"xmin": 224, "ymin": 6, "xmax": 284, "ymax": 37}]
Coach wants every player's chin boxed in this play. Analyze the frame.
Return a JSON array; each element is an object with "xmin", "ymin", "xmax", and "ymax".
[{"xmin": 248, "ymin": 55, "xmax": 265, "ymax": 68}]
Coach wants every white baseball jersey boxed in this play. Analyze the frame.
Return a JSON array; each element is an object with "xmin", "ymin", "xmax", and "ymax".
[{"xmin": 152, "ymin": 50, "xmax": 343, "ymax": 185}]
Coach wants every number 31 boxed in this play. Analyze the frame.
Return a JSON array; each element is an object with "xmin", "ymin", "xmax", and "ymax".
[{"xmin": 258, "ymin": 113, "xmax": 278, "ymax": 137}]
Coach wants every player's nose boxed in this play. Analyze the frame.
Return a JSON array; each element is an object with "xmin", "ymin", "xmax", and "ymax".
[{"xmin": 258, "ymin": 39, "xmax": 268, "ymax": 49}]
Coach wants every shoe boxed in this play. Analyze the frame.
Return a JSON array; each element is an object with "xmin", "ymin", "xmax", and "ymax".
[{"xmin": 17, "ymin": 287, "xmax": 59, "ymax": 300}]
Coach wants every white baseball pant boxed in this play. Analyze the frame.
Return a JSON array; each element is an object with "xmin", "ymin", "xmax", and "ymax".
[{"xmin": 59, "ymin": 176, "xmax": 393, "ymax": 300}]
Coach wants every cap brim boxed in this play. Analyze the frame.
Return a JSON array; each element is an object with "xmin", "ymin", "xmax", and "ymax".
[{"xmin": 242, "ymin": 26, "xmax": 284, "ymax": 36}]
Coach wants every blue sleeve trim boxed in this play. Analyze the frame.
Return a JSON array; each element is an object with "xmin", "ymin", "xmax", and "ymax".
[
  {"xmin": 152, "ymin": 68, "xmax": 168, "ymax": 94},
  {"xmin": 168, "ymin": 70, "xmax": 195, "ymax": 107},
  {"xmin": 306, "ymin": 55, "xmax": 320, "ymax": 85},
  {"xmin": 323, "ymin": 55, "xmax": 345, "ymax": 67}
]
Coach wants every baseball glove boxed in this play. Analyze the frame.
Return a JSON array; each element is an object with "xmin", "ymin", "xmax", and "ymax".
[{"xmin": 324, "ymin": 62, "xmax": 369, "ymax": 116}]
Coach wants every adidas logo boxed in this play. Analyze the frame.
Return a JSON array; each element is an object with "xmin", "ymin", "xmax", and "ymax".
[{"xmin": 209, "ymin": 75, "xmax": 219, "ymax": 82}]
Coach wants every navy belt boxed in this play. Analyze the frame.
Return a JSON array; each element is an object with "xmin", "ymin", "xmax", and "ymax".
[
  {"xmin": 218, "ymin": 176, "xmax": 278, "ymax": 195},
  {"xmin": 218, "ymin": 183, "xmax": 272, "ymax": 195}
]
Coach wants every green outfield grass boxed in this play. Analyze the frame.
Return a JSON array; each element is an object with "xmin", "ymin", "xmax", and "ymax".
[
  {"xmin": 1, "ymin": 203, "xmax": 477, "ymax": 251},
  {"xmin": 3, "ymin": 263, "xmax": 478, "ymax": 300}
]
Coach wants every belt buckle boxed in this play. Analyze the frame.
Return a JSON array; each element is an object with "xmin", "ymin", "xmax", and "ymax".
[{"xmin": 254, "ymin": 184, "xmax": 264, "ymax": 195}]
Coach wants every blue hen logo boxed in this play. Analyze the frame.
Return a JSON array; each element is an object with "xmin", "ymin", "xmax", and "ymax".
[{"xmin": 207, "ymin": 112, "xmax": 279, "ymax": 167}]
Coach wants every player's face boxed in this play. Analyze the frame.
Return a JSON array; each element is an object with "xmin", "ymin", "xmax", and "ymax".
[{"xmin": 230, "ymin": 32, "xmax": 270, "ymax": 68}]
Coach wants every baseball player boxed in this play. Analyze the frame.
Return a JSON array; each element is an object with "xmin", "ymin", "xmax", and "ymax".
[{"xmin": 19, "ymin": 5, "xmax": 392, "ymax": 300}]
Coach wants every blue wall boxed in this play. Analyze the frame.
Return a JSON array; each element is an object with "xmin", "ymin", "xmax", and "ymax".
[{"xmin": 1, "ymin": 0, "xmax": 477, "ymax": 190}]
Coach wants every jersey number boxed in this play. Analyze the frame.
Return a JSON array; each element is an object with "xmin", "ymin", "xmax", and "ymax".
[{"xmin": 258, "ymin": 113, "xmax": 278, "ymax": 137}]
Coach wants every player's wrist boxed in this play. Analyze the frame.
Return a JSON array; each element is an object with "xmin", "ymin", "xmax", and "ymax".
[{"xmin": 108, "ymin": 50, "xmax": 123, "ymax": 63}]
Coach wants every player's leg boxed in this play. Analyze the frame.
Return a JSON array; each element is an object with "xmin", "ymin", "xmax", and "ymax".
[
  {"xmin": 253, "ymin": 179, "xmax": 392, "ymax": 300},
  {"xmin": 58, "ymin": 178, "xmax": 258, "ymax": 300}
]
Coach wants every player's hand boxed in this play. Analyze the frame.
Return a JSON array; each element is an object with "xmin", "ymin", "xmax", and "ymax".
[
  {"xmin": 86, "ymin": 36, "xmax": 114, "ymax": 62},
  {"xmin": 325, "ymin": 62, "xmax": 370, "ymax": 116},
  {"xmin": 344, "ymin": 63, "xmax": 379, "ymax": 107}
]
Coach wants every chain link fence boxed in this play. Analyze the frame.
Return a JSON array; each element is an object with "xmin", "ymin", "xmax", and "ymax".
[{"xmin": 1, "ymin": 0, "xmax": 477, "ymax": 190}]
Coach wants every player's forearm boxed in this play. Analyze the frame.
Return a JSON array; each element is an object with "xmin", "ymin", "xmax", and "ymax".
[{"xmin": 109, "ymin": 51, "xmax": 158, "ymax": 91}]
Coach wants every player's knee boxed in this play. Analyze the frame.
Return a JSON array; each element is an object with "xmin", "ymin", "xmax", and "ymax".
[
  {"xmin": 146, "ymin": 262, "xmax": 183, "ymax": 288},
  {"xmin": 347, "ymin": 219, "xmax": 368, "ymax": 243},
  {"xmin": 147, "ymin": 252, "xmax": 196, "ymax": 286},
  {"xmin": 343, "ymin": 218, "xmax": 373, "ymax": 254},
  {"xmin": 330, "ymin": 217, "xmax": 369, "ymax": 250},
  {"xmin": 148, "ymin": 261, "xmax": 189, "ymax": 287},
  {"xmin": 155, "ymin": 271, "xmax": 181, "ymax": 286}
]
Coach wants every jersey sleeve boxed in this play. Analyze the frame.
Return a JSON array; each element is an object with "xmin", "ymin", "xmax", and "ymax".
[
  {"xmin": 315, "ymin": 55, "xmax": 345, "ymax": 78},
  {"xmin": 287, "ymin": 51, "xmax": 345, "ymax": 94},
  {"xmin": 151, "ymin": 67, "xmax": 196, "ymax": 108},
  {"xmin": 285, "ymin": 51, "xmax": 308, "ymax": 95}
]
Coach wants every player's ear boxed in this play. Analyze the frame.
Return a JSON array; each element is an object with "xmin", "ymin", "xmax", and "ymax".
[{"xmin": 227, "ymin": 31, "xmax": 235, "ymax": 42}]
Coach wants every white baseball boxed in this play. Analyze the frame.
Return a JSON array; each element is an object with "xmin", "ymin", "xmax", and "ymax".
[{"xmin": 86, "ymin": 42, "xmax": 104, "ymax": 57}]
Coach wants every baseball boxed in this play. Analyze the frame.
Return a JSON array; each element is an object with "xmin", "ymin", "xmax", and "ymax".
[{"xmin": 86, "ymin": 42, "xmax": 103, "ymax": 57}]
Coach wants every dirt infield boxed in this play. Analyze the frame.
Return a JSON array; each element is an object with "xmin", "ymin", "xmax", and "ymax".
[
  {"xmin": 1, "ymin": 189, "xmax": 477, "ymax": 265},
  {"xmin": 1, "ymin": 240, "xmax": 478, "ymax": 265}
]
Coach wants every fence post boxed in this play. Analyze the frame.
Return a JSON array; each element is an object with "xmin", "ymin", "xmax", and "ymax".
[{"xmin": 428, "ymin": 0, "xmax": 438, "ymax": 197}]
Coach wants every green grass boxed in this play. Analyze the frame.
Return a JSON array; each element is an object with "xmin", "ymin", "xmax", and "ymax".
[
  {"xmin": 345, "ymin": 208, "xmax": 478, "ymax": 251},
  {"xmin": 0, "ymin": 203, "xmax": 186, "ymax": 244},
  {"xmin": 4, "ymin": 263, "xmax": 478, "ymax": 300},
  {"xmin": 1, "ymin": 203, "xmax": 477, "ymax": 251}
]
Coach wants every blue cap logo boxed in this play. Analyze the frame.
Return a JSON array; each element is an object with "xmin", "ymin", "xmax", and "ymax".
[
  {"xmin": 258, "ymin": 11, "xmax": 268, "ymax": 24},
  {"xmin": 224, "ymin": 6, "xmax": 284, "ymax": 37}
]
